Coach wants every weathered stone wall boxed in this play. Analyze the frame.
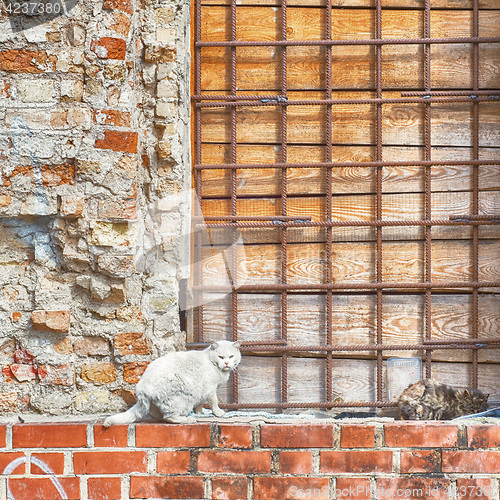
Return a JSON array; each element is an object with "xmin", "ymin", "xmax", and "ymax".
[{"xmin": 0, "ymin": 0, "xmax": 191, "ymax": 414}]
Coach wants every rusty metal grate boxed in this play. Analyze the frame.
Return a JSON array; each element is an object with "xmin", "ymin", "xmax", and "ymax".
[{"xmin": 191, "ymin": 0, "xmax": 500, "ymax": 411}]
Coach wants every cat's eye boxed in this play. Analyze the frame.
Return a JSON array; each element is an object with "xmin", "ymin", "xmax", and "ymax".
[{"xmin": 229, "ymin": 355, "xmax": 234, "ymax": 359}]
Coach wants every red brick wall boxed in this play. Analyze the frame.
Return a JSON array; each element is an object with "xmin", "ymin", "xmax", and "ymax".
[{"xmin": 0, "ymin": 421, "xmax": 498, "ymax": 499}]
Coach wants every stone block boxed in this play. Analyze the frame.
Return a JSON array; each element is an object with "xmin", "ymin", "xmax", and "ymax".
[
  {"xmin": 60, "ymin": 195, "xmax": 85, "ymax": 217},
  {"xmin": 98, "ymin": 255, "xmax": 136, "ymax": 277},
  {"xmin": 17, "ymin": 79, "xmax": 54, "ymax": 102},
  {"xmin": 90, "ymin": 221, "xmax": 136, "ymax": 247},
  {"xmin": 145, "ymin": 46, "xmax": 176, "ymax": 64},
  {"xmin": 81, "ymin": 362, "xmax": 117, "ymax": 384},
  {"xmin": 156, "ymin": 28, "xmax": 175, "ymax": 44}
]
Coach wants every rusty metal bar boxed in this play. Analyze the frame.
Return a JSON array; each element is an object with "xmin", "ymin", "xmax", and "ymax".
[
  {"xmin": 195, "ymin": 216, "xmax": 312, "ymax": 221},
  {"xmin": 194, "ymin": 0, "xmax": 204, "ymax": 343},
  {"xmin": 197, "ymin": 219, "xmax": 500, "ymax": 229},
  {"xmin": 193, "ymin": 91, "xmax": 500, "ymax": 100},
  {"xmin": 423, "ymin": 0, "xmax": 432, "ymax": 379},
  {"xmin": 194, "ymin": 159, "xmax": 500, "ymax": 170},
  {"xmin": 279, "ymin": 0, "xmax": 289, "ymax": 408},
  {"xmin": 196, "ymin": 36, "xmax": 500, "ymax": 47},
  {"xmin": 401, "ymin": 90, "xmax": 500, "ymax": 97},
  {"xmin": 234, "ymin": 344, "xmax": 500, "ymax": 352},
  {"xmin": 195, "ymin": 96, "xmax": 497, "ymax": 107},
  {"xmin": 220, "ymin": 402, "xmax": 397, "ymax": 409},
  {"xmin": 229, "ymin": 0, "xmax": 239, "ymax": 405},
  {"xmin": 195, "ymin": 281, "xmax": 500, "ymax": 291},
  {"xmin": 375, "ymin": 0, "xmax": 384, "ymax": 404},
  {"xmin": 471, "ymin": 0, "xmax": 480, "ymax": 390},
  {"xmin": 325, "ymin": 0, "xmax": 333, "ymax": 406}
]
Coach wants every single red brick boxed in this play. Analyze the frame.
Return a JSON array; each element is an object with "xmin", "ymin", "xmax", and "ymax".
[
  {"xmin": 320, "ymin": 450, "xmax": 393, "ymax": 474},
  {"xmin": 157, "ymin": 451, "xmax": 191, "ymax": 474},
  {"xmin": 400, "ymin": 449, "xmax": 441, "ymax": 473},
  {"xmin": 456, "ymin": 478, "xmax": 493, "ymax": 500},
  {"xmin": 0, "ymin": 50, "xmax": 51, "ymax": 73},
  {"xmin": 254, "ymin": 477, "xmax": 329, "ymax": 500},
  {"xmin": 37, "ymin": 364, "xmax": 75, "ymax": 386},
  {"xmin": 14, "ymin": 348, "xmax": 35, "ymax": 365},
  {"xmin": 8, "ymin": 477, "xmax": 80, "ymax": 500},
  {"xmin": 94, "ymin": 109, "xmax": 131, "ymax": 127},
  {"xmin": 130, "ymin": 476, "xmax": 204, "ymax": 499},
  {"xmin": 94, "ymin": 424, "xmax": 128, "ymax": 447},
  {"xmin": 218, "ymin": 424, "xmax": 253, "ymax": 449},
  {"xmin": 88, "ymin": 477, "xmax": 122, "ymax": 500},
  {"xmin": 73, "ymin": 451, "xmax": 147, "ymax": 474},
  {"xmin": 0, "ymin": 452, "xmax": 25, "ymax": 474},
  {"xmin": 5, "ymin": 163, "xmax": 75, "ymax": 187},
  {"xmin": 442, "ymin": 450, "xmax": 500, "ymax": 474},
  {"xmin": 212, "ymin": 476, "xmax": 247, "ymax": 500},
  {"xmin": 31, "ymin": 453, "xmax": 65, "ymax": 475},
  {"xmin": 95, "ymin": 130, "xmax": 138, "ymax": 153},
  {"xmin": 136, "ymin": 423, "xmax": 211, "ymax": 448},
  {"xmin": 10, "ymin": 364, "xmax": 37, "ymax": 382},
  {"xmin": 103, "ymin": 0, "xmax": 132, "ymax": 14},
  {"xmin": 113, "ymin": 332, "xmax": 151, "ymax": 355},
  {"xmin": 280, "ymin": 451, "xmax": 313, "ymax": 474},
  {"xmin": 468, "ymin": 425, "xmax": 500, "ymax": 449},
  {"xmin": 336, "ymin": 478, "xmax": 371, "ymax": 500},
  {"xmin": 0, "ymin": 426, "xmax": 6, "ymax": 447},
  {"xmin": 261, "ymin": 424, "xmax": 334, "ymax": 448},
  {"xmin": 31, "ymin": 310, "xmax": 70, "ymax": 333},
  {"xmin": 376, "ymin": 478, "xmax": 450, "ymax": 500},
  {"xmin": 91, "ymin": 38, "xmax": 127, "ymax": 60},
  {"xmin": 13, "ymin": 423, "xmax": 87, "ymax": 448},
  {"xmin": 340, "ymin": 425, "xmax": 375, "ymax": 448},
  {"xmin": 384, "ymin": 423, "xmax": 458, "ymax": 448},
  {"xmin": 197, "ymin": 450, "xmax": 271, "ymax": 474},
  {"xmin": 123, "ymin": 362, "xmax": 148, "ymax": 383}
]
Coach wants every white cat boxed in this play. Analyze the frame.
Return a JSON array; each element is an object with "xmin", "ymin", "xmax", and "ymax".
[{"xmin": 103, "ymin": 340, "xmax": 241, "ymax": 427}]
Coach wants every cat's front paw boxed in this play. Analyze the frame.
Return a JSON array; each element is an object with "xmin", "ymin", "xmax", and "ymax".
[{"xmin": 213, "ymin": 408, "xmax": 225, "ymax": 418}]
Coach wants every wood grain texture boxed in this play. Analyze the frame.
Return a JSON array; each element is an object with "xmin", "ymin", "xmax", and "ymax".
[
  {"xmin": 217, "ymin": 357, "xmax": 500, "ymax": 405},
  {"xmin": 196, "ymin": 0, "xmax": 500, "ymax": 408}
]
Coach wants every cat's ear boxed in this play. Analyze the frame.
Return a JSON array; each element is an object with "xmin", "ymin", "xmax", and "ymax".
[
  {"xmin": 210, "ymin": 341, "xmax": 219, "ymax": 350},
  {"xmin": 463, "ymin": 389, "xmax": 471, "ymax": 397},
  {"xmin": 232, "ymin": 341, "xmax": 241, "ymax": 349}
]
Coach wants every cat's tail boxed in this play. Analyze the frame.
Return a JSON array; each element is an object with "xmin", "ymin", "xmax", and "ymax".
[{"xmin": 103, "ymin": 399, "xmax": 149, "ymax": 428}]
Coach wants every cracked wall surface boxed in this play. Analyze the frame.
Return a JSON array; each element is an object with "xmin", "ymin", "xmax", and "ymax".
[{"xmin": 0, "ymin": 0, "xmax": 191, "ymax": 414}]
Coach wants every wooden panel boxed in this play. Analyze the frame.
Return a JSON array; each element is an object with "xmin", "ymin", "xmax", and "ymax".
[
  {"xmin": 200, "ymin": 146, "xmax": 500, "ymax": 197},
  {"xmin": 200, "ymin": 240, "xmax": 500, "ymax": 286},
  {"xmin": 200, "ymin": 8, "xmax": 500, "ymax": 91},
  {"xmin": 200, "ymin": 101, "xmax": 500, "ymax": 147},
  {"xmin": 197, "ymin": 0, "xmax": 500, "ymax": 410}
]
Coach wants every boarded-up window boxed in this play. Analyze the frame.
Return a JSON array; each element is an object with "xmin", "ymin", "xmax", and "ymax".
[{"xmin": 191, "ymin": 0, "xmax": 500, "ymax": 412}]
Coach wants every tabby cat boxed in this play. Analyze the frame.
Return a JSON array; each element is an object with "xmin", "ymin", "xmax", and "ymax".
[{"xmin": 398, "ymin": 378, "xmax": 489, "ymax": 420}]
